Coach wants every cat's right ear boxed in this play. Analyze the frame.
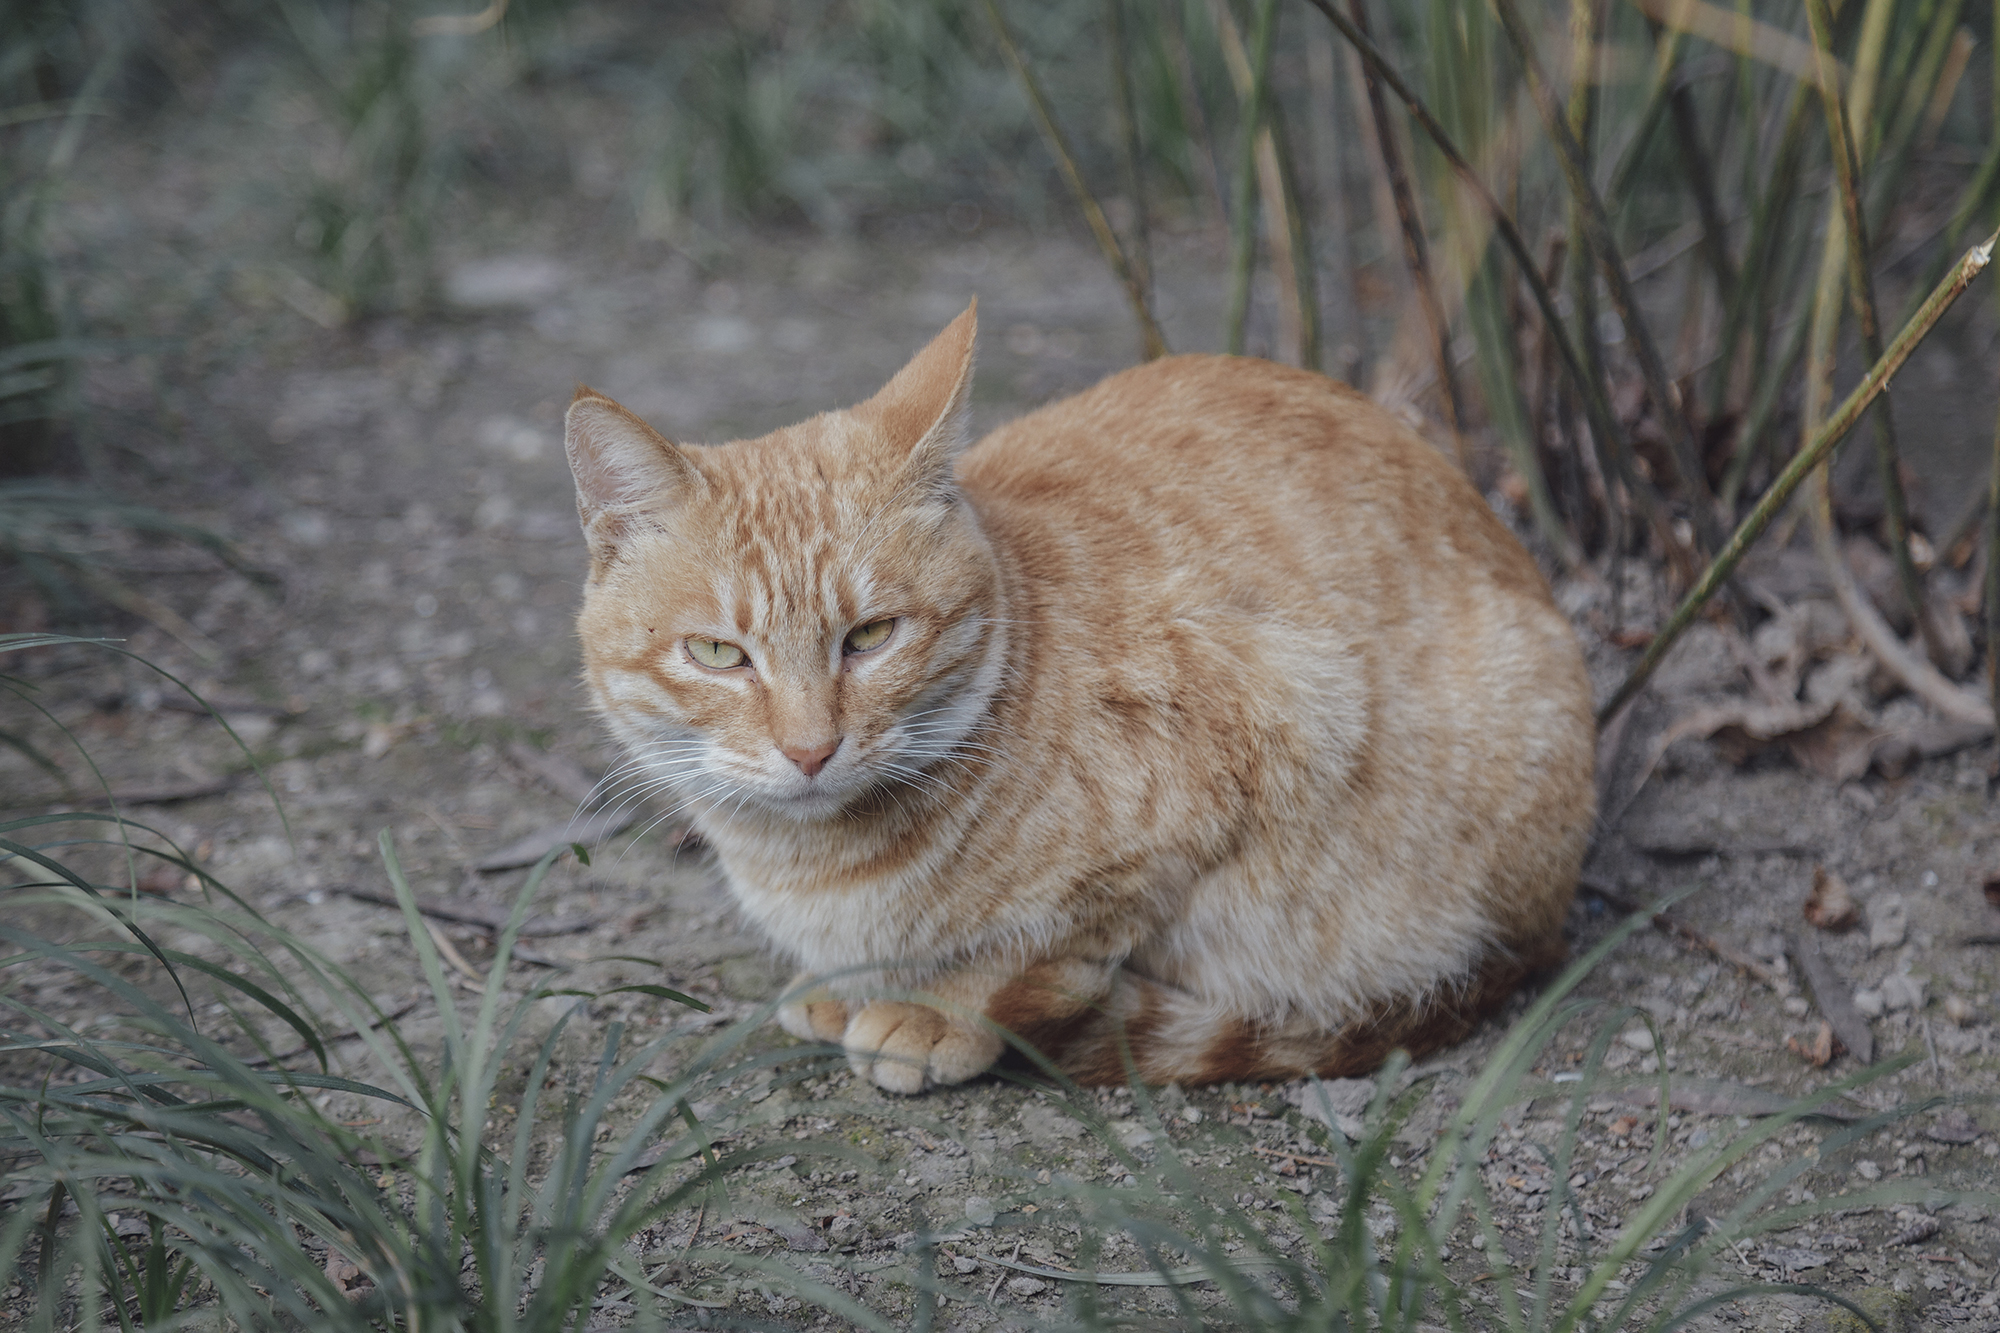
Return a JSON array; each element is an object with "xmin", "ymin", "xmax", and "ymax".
[{"xmin": 565, "ymin": 388, "xmax": 702, "ymax": 569}]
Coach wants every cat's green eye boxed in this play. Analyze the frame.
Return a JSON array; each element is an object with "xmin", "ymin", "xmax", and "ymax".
[
  {"xmin": 687, "ymin": 638, "xmax": 747, "ymax": 670},
  {"xmin": 844, "ymin": 619, "xmax": 895, "ymax": 654}
]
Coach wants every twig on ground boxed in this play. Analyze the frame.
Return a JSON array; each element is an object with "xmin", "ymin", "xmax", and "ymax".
[
  {"xmin": 1580, "ymin": 879, "xmax": 1782, "ymax": 989},
  {"xmin": 1806, "ymin": 472, "xmax": 1993, "ymax": 728},
  {"xmin": 1251, "ymin": 1145, "xmax": 1338, "ymax": 1167},
  {"xmin": 247, "ymin": 995, "xmax": 420, "ymax": 1067},
  {"xmin": 1788, "ymin": 932, "xmax": 1873, "ymax": 1064},
  {"xmin": 424, "ymin": 919, "xmax": 486, "ymax": 992},
  {"xmin": 331, "ymin": 884, "xmax": 599, "ymax": 937}
]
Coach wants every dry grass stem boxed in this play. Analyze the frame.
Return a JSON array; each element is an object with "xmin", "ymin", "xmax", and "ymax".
[
  {"xmin": 1487, "ymin": 0, "xmax": 1723, "ymax": 553},
  {"xmin": 1632, "ymin": 0, "xmax": 1835, "ymax": 86},
  {"xmin": 1211, "ymin": 0, "xmax": 1319, "ymax": 368},
  {"xmin": 1804, "ymin": 0, "xmax": 1940, "ymax": 666},
  {"xmin": 1328, "ymin": 0, "xmax": 1465, "ymax": 462},
  {"xmin": 982, "ymin": 0, "xmax": 1168, "ymax": 361},
  {"xmin": 1222, "ymin": 0, "xmax": 1277, "ymax": 358}
]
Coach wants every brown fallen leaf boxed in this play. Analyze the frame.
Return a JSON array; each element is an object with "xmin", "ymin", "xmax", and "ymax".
[
  {"xmin": 324, "ymin": 1249, "xmax": 371, "ymax": 1299},
  {"xmin": 1786, "ymin": 1021, "xmax": 1835, "ymax": 1068},
  {"xmin": 1637, "ymin": 697, "xmax": 1876, "ymax": 792},
  {"xmin": 1803, "ymin": 866, "xmax": 1859, "ymax": 932},
  {"xmin": 1983, "ymin": 871, "xmax": 2000, "ymax": 910}
]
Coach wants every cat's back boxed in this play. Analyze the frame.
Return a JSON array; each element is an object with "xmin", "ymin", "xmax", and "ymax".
[{"xmin": 959, "ymin": 354, "xmax": 1554, "ymax": 629}]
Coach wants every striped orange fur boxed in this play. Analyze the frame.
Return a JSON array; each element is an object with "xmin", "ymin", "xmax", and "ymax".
[{"xmin": 567, "ymin": 304, "xmax": 1595, "ymax": 1093}]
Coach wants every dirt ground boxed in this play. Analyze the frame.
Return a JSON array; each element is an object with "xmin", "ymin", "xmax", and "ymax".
[{"xmin": 7, "ymin": 163, "xmax": 2000, "ymax": 1326}]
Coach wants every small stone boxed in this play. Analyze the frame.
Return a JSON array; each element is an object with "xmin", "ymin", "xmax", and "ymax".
[
  {"xmin": 1782, "ymin": 996, "xmax": 1811, "ymax": 1017},
  {"xmin": 1855, "ymin": 1159, "xmax": 1881, "ymax": 1180},
  {"xmin": 1620, "ymin": 1026, "xmax": 1655, "ymax": 1052},
  {"xmin": 1867, "ymin": 894, "xmax": 1908, "ymax": 951},
  {"xmin": 1944, "ymin": 995, "xmax": 1976, "ymax": 1027},
  {"xmin": 1929, "ymin": 1108, "xmax": 1981, "ymax": 1144},
  {"xmin": 953, "ymin": 1256, "xmax": 980, "ymax": 1274},
  {"xmin": 963, "ymin": 1196, "xmax": 997, "ymax": 1227},
  {"xmin": 1006, "ymin": 1276, "xmax": 1048, "ymax": 1297},
  {"xmin": 1881, "ymin": 972, "xmax": 1928, "ymax": 1012}
]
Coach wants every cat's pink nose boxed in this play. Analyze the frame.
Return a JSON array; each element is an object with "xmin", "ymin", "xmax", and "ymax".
[{"xmin": 782, "ymin": 738, "xmax": 841, "ymax": 778}]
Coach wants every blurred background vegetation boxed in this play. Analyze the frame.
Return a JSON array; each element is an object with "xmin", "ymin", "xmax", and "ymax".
[{"xmin": 2, "ymin": 0, "xmax": 1998, "ymax": 653}]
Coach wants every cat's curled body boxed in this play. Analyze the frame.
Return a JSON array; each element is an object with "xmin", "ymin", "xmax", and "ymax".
[{"xmin": 567, "ymin": 304, "xmax": 1595, "ymax": 1093}]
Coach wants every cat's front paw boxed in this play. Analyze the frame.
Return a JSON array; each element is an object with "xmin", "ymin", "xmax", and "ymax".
[{"xmin": 843, "ymin": 1001, "xmax": 1004, "ymax": 1094}]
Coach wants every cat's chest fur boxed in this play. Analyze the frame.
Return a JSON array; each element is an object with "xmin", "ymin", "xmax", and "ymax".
[{"xmin": 568, "ymin": 306, "xmax": 1593, "ymax": 1081}]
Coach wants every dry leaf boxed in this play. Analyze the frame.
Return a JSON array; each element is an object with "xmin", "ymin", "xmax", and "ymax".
[
  {"xmin": 1803, "ymin": 866, "xmax": 1859, "ymax": 932},
  {"xmin": 1786, "ymin": 1021, "xmax": 1835, "ymax": 1068},
  {"xmin": 1642, "ymin": 697, "xmax": 1879, "ymax": 787},
  {"xmin": 1983, "ymin": 871, "xmax": 2000, "ymax": 910},
  {"xmin": 324, "ymin": 1249, "xmax": 370, "ymax": 1299}
]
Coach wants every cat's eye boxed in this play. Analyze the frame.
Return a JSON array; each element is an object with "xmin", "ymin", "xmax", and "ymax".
[
  {"xmin": 687, "ymin": 638, "xmax": 748, "ymax": 670},
  {"xmin": 844, "ymin": 618, "xmax": 895, "ymax": 655}
]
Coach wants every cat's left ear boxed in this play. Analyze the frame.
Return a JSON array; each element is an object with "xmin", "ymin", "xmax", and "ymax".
[{"xmin": 858, "ymin": 300, "xmax": 977, "ymax": 500}]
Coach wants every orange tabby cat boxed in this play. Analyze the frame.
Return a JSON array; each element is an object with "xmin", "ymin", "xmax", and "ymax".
[{"xmin": 567, "ymin": 303, "xmax": 1594, "ymax": 1093}]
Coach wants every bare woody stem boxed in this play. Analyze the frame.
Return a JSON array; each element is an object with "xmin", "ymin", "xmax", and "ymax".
[
  {"xmin": 1802, "ymin": 0, "xmax": 1940, "ymax": 665},
  {"xmin": 1484, "ymin": 0, "xmax": 1725, "ymax": 555},
  {"xmin": 1302, "ymin": 0, "xmax": 1642, "ymax": 485},
  {"xmin": 1225, "ymin": 0, "xmax": 1278, "ymax": 357},
  {"xmin": 1597, "ymin": 231, "xmax": 1997, "ymax": 726},
  {"xmin": 1338, "ymin": 0, "xmax": 1464, "ymax": 462},
  {"xmin": 983, "ymin": 0, "xmax": 1169, "ymax": 362},
  {"xmin": 1989, "ymin": 343, "xmax": 2000, "ymax": 740}
]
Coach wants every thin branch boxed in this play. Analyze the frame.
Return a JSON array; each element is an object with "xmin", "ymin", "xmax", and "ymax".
[
  {"xmin": 1486, "ymin": 0, "xmax": 1725, "ymax": 553},
  {"xmin": 1213, "ymin": 0, "xmax": 1322, "ymax": 368},
  {"xmin": 1989, "ymin": 338, "xmax": 2000, "ymax": 741},
  {"xmin": 1224, "ymin": 0, "xmax": 1278, "ymax": 356},
  {"xmin": 1580, "ymin": 880, "xmax": 1781, "ymax": 988},
  {"xmin": 1598, "ymin": 230, "xmax": 1997, "ymax": 725},
  {"xmin": 984, "ymin": 0, "xmax": 1169, "ymax": 361},
  {"xmin": 1105, "ymin": 0, "xmax": 1153, "ymax": 297},
  {"xmin": 1804, "ymin": 0, "xmax": 1941, "ymax": 666},
  {"xmin": 1336, "ymin": 0, "xmax": 1465, "ymax": 463}
]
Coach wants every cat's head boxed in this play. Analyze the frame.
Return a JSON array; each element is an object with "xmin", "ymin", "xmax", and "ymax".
[{"xmin": 566, "ymin": 303, "xmax": 1005, "ymax": 823}]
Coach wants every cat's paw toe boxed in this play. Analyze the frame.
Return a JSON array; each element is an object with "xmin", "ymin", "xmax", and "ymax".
[
  {"xmin": 843, "ymin": 1002, "xmax": 1002, "ymax": 1093},
  {"xmin": 925, "ymin": 1024, "xmax": 1005, "ymax": 1086},
  {"xmin": 778, "ymin": 997, "xmax": 850, "ymax": 1044},
  {"xmin": 843, "ymin": 1002, "xmax": 944, "ymax": 1093}
]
